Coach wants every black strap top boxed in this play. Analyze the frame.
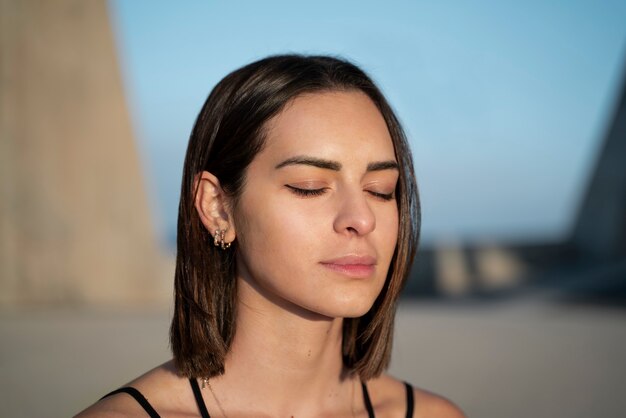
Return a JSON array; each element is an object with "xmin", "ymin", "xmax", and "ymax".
[
  {"xmin": 100, "ymin": 378, "xmax": 415, "ymax": 417},
  {"xmin": 100, "ymin": 387, "xmax": 160, "ymax": 418}
]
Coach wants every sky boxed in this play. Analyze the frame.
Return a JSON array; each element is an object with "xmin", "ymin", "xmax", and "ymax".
[{"xmin": 108, "ymin": 0, "xmax": 626, "ymax": 248}]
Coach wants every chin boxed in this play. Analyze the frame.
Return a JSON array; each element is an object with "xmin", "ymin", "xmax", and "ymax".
[{"xmin": 308, "ymin": 293, "xmax": 378, "ymax": 319}]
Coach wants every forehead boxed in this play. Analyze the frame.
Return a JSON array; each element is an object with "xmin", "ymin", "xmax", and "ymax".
[{"xmin": 260, "ymin": 90, "xmax": 396, "ymax": 163}]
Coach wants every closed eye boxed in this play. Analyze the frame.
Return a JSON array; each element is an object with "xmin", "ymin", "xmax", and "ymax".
[
  {"xmin": 285, "ymin": 185, "xmax": 327, "ymax": 197},
  {"xmin": 286, "ymin": 185, "xmax": 394, "ymax": 200},
  {"xmin": 367, "ymin": 190, "xmax": 394, "ymax": 201}
]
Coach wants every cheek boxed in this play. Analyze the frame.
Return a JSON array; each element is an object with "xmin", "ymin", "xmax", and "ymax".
[
  {"xmin": 234, "ymin": 192, "xmax": 319, "ymax": 267},
  {"xmin": 377, "ymin": 205, "xmax": 399, "ymax": 256}
]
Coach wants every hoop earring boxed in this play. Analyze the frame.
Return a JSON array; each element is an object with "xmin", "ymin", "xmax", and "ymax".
[{"xmin": 213, "ymin": 229, "xmax": 231, "ymax": 250}]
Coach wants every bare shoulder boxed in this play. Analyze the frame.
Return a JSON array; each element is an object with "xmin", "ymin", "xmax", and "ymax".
[
  {"xmin": 74, "ymin": 360, "xmax": 192, "ymax": 418},
  {"xmin": 366, "ymin": 373, "xmax": 466, "ymax": 418},
  {"xmin": 411, "ymin": 387, "xmax": 466, "ymax": 418},
  {"xmin": 74, "ymin": 392, "xmax": 144, "ymax": 418}
]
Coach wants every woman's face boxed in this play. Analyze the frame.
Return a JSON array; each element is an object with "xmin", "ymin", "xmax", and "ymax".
[{"xmin": 232, "ymin": 90, "xmax": 399, "ymax": 319}]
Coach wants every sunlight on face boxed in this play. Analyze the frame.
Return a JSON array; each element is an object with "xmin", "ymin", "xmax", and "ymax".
[{"xmin": 233, "ymin": 90, "xmax": 399, "ymax": 319}]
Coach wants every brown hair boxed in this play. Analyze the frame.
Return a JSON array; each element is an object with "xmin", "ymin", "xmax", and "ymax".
[{"xmin": 170, "ymin": 54, "xmax": 420, "ymax": 380}]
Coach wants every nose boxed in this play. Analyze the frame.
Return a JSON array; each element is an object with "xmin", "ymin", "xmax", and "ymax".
[{"xmin": 333, "ymin": 189, "xmax": 376, "ymax": 236}]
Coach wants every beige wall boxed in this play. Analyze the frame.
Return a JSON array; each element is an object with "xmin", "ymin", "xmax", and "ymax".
[{"xmin": 0, "ymin": 0, "xmax": 171, "ymax": 308}]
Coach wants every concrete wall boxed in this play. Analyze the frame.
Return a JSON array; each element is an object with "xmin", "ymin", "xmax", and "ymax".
[{"xmin": 0, "ymin": 0, "xmax": 171, "ymax": 308}]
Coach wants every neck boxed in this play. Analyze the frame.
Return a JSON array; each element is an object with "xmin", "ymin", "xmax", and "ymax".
[{"xmin": 212, "ymin": 274, "xmax": 355, "ymax": 416}]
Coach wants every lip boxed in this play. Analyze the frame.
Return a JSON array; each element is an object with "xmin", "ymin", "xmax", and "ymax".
[{"xmin": 319, "ymin": 255, "xmax": 377, "ymax": 278}]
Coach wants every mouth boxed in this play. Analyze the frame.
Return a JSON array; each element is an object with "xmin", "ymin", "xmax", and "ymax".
[{"xmin": 319, "ymin": 255, "xmax": 377, "ymax": 278}]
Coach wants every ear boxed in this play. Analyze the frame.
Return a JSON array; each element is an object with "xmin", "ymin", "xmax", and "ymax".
[{"xmin": 193, "ymin": 171, "xmax": 236, "ymax": 244}]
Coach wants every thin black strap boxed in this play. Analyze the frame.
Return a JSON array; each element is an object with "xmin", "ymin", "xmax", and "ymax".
[
  {"xmin": 361, "ymin": 382, "xmax": 376, "ymax": 418},
  {"xmin": 404, "ymin": 382, "xmax": 414, "ymax": 418},
  {"xmin": 100, "ymin": 387, "xmax": 160, "ymax": 418},
  {"xmin": 189, "ymin": 378, "xmax": 212, "ymax": 418}
]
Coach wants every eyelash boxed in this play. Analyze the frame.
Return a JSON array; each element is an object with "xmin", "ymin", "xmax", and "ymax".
[
  {"xmin": 286, "ymin": 185, "xmax": 394, "ymax": 201},
  {"xmin": 286, "ymin": 185, "xmax": 327, "ymax": 197},
  {"xmin": 369, "ymin": 191, "xmax": 395, "ymax": 201}
]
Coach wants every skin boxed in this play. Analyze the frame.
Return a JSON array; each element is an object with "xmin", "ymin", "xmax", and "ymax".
[{"xmin": 75, "ymin": 91, "xmax": 465, "ymax": 417}]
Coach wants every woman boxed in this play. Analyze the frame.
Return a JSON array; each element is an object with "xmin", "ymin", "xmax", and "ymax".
[{"xmin": 77, "ymin": 55, "xmax": 465, "ymax": 417}]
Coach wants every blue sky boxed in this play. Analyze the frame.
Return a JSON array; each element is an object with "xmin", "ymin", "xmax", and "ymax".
[{"xmin": 108, "ymin": 0, "xmax": 626, "ymax": 247}]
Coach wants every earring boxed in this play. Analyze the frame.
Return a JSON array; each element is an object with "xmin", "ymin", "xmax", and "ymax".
[{"xmin": 213, "ymin": 229, "xmax": 231, "ymax": 250}]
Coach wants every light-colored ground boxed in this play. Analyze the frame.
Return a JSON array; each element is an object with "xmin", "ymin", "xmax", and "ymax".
[{"xmin": 1, "ymin": 300, "xmax": 625, "ymax": 418}]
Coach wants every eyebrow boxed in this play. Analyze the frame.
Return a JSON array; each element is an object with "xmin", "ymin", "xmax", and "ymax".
[
  {"xmin": 367, "ymin": 160, "xmax": 399, "ymax": 172},
  {"xmin": 275, "ymin": 156, "xmax": 341, "ymax": 171},
  {"xmin": 275, "ymin": 156, "xmax": 399, "ymax": 172}
]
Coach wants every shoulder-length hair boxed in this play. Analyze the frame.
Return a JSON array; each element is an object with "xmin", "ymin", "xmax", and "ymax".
[{"xmin": 170, "ymin": 54, "xmax": 420, "ymax": 381}]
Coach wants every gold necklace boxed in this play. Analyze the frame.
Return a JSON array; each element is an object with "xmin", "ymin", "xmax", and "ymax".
[
  {"xmin": 202, "ymin": 377, "xmax": 358, "ymax": 418},
  {"xmin": 202, "ymin": 378, "xmax": 229, "ymax": 418}
]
